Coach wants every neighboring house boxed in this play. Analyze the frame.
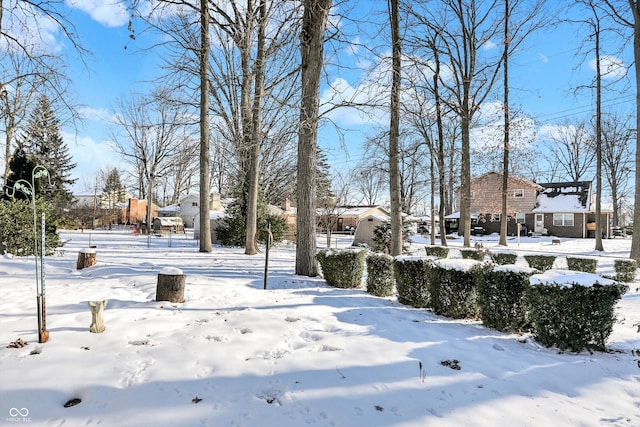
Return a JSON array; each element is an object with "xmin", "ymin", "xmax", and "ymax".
[
  {"xmin": 157, "ymin": 193, "xmax": 202, "ymax": 228},
  {"xmin": 268, "ymin": 198, "xmax": 297, "ymax": 240},
  {"xmin": 449, "ymin": 171, "xmax": 541, "ymax": 236},
  {"xmin": 527, "ymin": 181, "xmax": 612, "ymax": 239},
  {"xmin": 127, "ymin": 198, "xmax": 159, "ymax": 225},
  {"xmin": 450, "ymin": 172, "xmax": 612, "ymax": 238},
  {"xmin": 332, "ymin": 206, "xmax": 391, "ymax": 233}
]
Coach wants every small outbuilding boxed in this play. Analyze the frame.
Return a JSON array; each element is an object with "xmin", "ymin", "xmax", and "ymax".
[{"xmin": 352, "ymin": 214, "xmax": 388, "ymax": 247}]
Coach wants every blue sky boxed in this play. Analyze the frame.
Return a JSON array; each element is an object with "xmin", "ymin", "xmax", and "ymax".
[{"xmin": 14, "ymin": 1, "xmax": 633, "ymax": 194}]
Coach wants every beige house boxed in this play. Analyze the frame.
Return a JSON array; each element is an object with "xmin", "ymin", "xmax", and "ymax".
[{"xmin": 333, "ymin": 206, "xmax": 391, "ymax": 233}]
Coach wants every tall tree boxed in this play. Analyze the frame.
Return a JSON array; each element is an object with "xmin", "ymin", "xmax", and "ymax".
[
  {"xmin": 414, "ymin": 0, "xmax": 505, "ymax": 247},
  {"xmin": 543, "ymin": 120, "xmax": 595, "ymax": 182},
  {"xmin": 600, "ymin": 0, "xmax": 640, "ymax": 260},
  {"xmin": 601, "ymin": 112, "xmax": 635, "ymax": 227},
  {"xmin": 296, "ymin": 0, "xmax": 332, "ymax": 277},
  {"xmin": 388, "ymin": 0, "xmax": 403, "ymax": 256},
  {"xmin": 21, "ymin": 94, "xmax": 76, "ymax": 213}
]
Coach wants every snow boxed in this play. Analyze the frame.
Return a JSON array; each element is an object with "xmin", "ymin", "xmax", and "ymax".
[
  {"xmin": 532, "ymin": 194, "xmax": 588, "ymax": 213},
  {"xmin": 159, "ymin": 267, "xmax": 184, "ymax": 276},
  {"xmin": 431, "ymin": 258, "xmax": 481, "ymax": 272},
  {"xmin": 1, "ymin": 230, "xmax": 639, "ymax": 426},
  {"xmin": 530, "ymin": 269, "xmax": 616, "ymax": 288}
]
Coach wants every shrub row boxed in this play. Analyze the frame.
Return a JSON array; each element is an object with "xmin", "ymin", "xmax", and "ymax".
[
  {"xmin": 425, "ymin": 248, "xmax": 637, "ymax": 282},
  {"xmin": 316, "ymin": 248, "xmax": 631, "ymax": 352}
]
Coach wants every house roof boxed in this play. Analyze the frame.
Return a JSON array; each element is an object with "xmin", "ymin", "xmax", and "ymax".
[
  {"xmin": 473, "ymin": 171, "xmax": 542, "ymax": 189},
  {"xmin": 532, "ymin": 181, "xmax": 592, "ymax": 213},
  {"xmin": 338, "ymin": 206, "xmax": 391, "ymax": 217}
]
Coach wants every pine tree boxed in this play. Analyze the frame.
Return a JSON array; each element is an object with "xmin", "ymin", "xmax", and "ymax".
[
  {"xmin": 20, "ymin": 95, "xmax": 77, "ymax": 214},
  {"xmin": 102, "ymin": 168, "xmax": 126, "ymax": 209}
]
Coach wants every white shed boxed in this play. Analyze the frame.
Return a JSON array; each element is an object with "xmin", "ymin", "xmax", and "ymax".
[{"xmin": 352, "ymin": 214, "xmax": 388, "ymax": 247}]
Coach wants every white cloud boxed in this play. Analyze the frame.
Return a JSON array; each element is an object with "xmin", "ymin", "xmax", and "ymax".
[
  {"xmin": 0, "ymin": 2, "xmax": 64, "ymax": 54},
  {"xmin": 78, "ymin": 106, "xmax": 114, "ymax": 122},
  {"xmin": 63, "ymin": 131, "xmax": 125, "ymax": 192},
  {"xmin": 589, "ymin": 55, "xmax": 626, "ymax": 79},
  {"xmin": 67, "ymin": 0, "xmax": 129, "ymax": 27}
]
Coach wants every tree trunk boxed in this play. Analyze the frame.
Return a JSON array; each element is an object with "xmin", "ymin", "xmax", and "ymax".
[
  {"xmin": 156, "ymin": 273, "xmax": 186, "ymax": 303},
  {"xmin": 245, "ymin": 0, "xmax": 267, "ymax": 256},
  {"xmin": 631, "ymin": 0, "xmax": 640, "ymax": 261},
  {"xmin": 461, "ymin": 110, "xmax": 471, "ymax": 248},
  {"xmin": 389, "ymin": 0, "xmax": 403, "ymax": 256},
  {"xmin": 594, "ymin": 19, "xmax": 604, "ymax": 251},
  {"xmin": 500, "ymin": 0, "xmax": 510, "ymax": 247},
  {"xmin": 199, "ymin": 0, "xmax": 212, "ymax": 252},
  {"xmin": 296, "ymin": 0, "xmax": 332, "ymax": 276},
  {"xmin": 77, "ymin": 248, "xmax": 97, "ymax": 270}
]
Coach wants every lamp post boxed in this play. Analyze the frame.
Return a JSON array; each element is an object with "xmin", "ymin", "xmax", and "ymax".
[{"xmin": 6, "ymin": 164, "xmax": 51, "ymax": 343}]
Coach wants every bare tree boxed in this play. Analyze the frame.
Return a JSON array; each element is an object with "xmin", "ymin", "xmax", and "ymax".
[
  {"xmin": 601, "ymin": 112, "xmax": 635, "ymax": 227},
  {"xmin": 350, "ymin": 164, "xmax": 384, "ymax": 205},
  {"xmin": 600, "ymin": 0, "xmax": 640, "ymax": 260},
  {"xmin": 543, "ymin": 120, "xmax": 595, "ymax": 182},
  {"xmin": 110, "ymin": 87, "xmax": 192, "ymax": 231},
  {"xmin": 296, "ymin": 0, "xmax": 331, "ymax": 277},
  {"xmin": 388, "ymin": 0, "xmax": 403, "ymax": 256},
  {"xmin": 410, "ymin": 0, "xmax": 505, "ymax": 247}
]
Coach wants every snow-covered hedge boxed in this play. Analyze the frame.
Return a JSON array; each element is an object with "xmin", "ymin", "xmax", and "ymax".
[
  {"xmin": 566, "ymin": 256, "xmax": 597, "ymax": 274},
  {"xmin": 460, "ymin": 248, "xmax": 485, "ymax": 261},
  {"xmin": 426, "ymin": 259, "xmax": 487, "ymax": 319},
  {"xmin": 476, "ymin": 265, "xmax": 536, "ymax": 332},
  {"xmin": 527, "ymin": 270, "xmax": 628, "ymax": 352},
  {"xmin": 614, "ymin": 259, "xmax": 637, "ymax": 282},
  {"xmin": 366, "ymin": 253, "xmax": 395, "ymax": 297},
  {"xmin": 424, "ymin": 245, "xmax": 449, "ymax": 259},
  {"xmin": 524, "ymin": 254, "xmax": 556, "ymax": 272},
  {"xmin": 490, "ymin": 250, "xmax": 518, "ymax": 266},
  {"xmin": 316, "ymin": 248, "xmax": 366, "ymax": 289},
  {"xmin": 394, "ymin": 256, "xmax": 431, "ymax": 308}
]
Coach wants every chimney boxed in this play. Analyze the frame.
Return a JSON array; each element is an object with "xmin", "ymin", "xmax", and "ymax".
[
  {"xmin": 211, "ymin": 193, "xmax": 222, "ymax": 211},
  {"xmin": 282, "ymin": 198, "xmax": 291, "ymax": 211}
]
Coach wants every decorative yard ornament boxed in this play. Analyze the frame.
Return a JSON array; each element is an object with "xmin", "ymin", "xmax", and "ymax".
[
  {"xmin": 5, "ymin": 164, "xmax": 52, "ymax": 343},
  {"xmin": 88, "ymin": 300, "xmax": 108, "ymax": 333}
]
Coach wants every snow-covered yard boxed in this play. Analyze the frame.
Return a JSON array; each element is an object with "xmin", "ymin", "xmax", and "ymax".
[{"xmin": 1, "ymin": 229, "xmax": 639, "ymax": 426}]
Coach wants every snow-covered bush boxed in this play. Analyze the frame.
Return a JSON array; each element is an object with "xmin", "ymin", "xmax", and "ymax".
[
  {"xmin": 524, "ymin": 254, "xmax": 556, "ymax": 272},
  {"xmin": 490, "ymin": 250, "xmax": 518, "ymax": 265},
  {"xmin": 614, "ymin": 259, "xmax": 637, "ymax": 282},
  {"xmin": 527, "ymin": 270, "xmax": 628, "ymax": 352},
  {"xmin": 460, "ymin": 248, "xmax": 485, "ymax": 261},
  {"xmin": 476, "ymin": 265, "xmax": 536, "ymax": 332},
  {"xmin": 426, "ymin": 259, "xmax": 488, "ymax": 319},
  {"xmin": 366, "ymin": 253, "xmax": 395, "ymax": 297},
  {"xmin": 316, "ymin": 248, "xmax": 366, "ymax": 289},
  {"xmin": 424, "ymin": 245, "xmax": 449, "ymax": 259},
  {"xmin": 394, "ymin": 256, "xmax": 431, "ymax": 308},
  {"xmin": 566, "ymin": 256, "xmax": 597, "ymax": 274}
]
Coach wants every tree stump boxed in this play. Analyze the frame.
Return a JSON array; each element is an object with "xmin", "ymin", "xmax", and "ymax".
[
  {"xmin": 77, "ymin": 248, "xmax": 97, "ymax": 270},
  {"xmin": 88, "ymin": 300, "xmax": 108, "ymax": 333},
  {"xmin": 156, "ymin": 267, "xmax": 186, "ymax": 303}
]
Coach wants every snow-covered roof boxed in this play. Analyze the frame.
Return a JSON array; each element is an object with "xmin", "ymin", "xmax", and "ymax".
[
  {"xmin": 158, "ymin": 204, "xmax": 180, "ymax": 213},
  {"xmin": 532, "ymin": 181, "xmax": 592, "ymax": 213}
]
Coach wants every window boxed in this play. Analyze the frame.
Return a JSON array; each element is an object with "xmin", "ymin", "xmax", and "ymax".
[
  {"xmin": 516, "ymin": 213, "xmax": 526, "ymax": 223},
  {"xmin": 553, "ymin": 213, "xmax": 574, "ymax": 226},
  {"xmin": 192, "ymin": 202, "xmax": 198, "ymax": 207},
  {"xmin": 512, "ymin": 189, "xmax": 524, "ymax": 198},
  {"xmin": 491, "ymin": 213, "xmax": 500, "ymax": 222}
]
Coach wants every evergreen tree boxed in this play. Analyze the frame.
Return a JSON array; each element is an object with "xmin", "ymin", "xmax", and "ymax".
[
  {"xmin": 3, "ymin": 145, "xmax": 39, "ymax": 200},
  {"xmin": 21, "ymin": 95, "xmax": 77, "ymax": 212},
  {"xmin": 316, "ymin": 147, "xmax": 334, "ymax": 206},
  {"xmin": 102, "ymin": 168, "xmax": 126, "ymax": 208}
]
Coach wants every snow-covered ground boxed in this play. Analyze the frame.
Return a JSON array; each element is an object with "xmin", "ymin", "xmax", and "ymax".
[{"xmin": 1, "ymin": 229, "xmax": 639, "ymax": 427}]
